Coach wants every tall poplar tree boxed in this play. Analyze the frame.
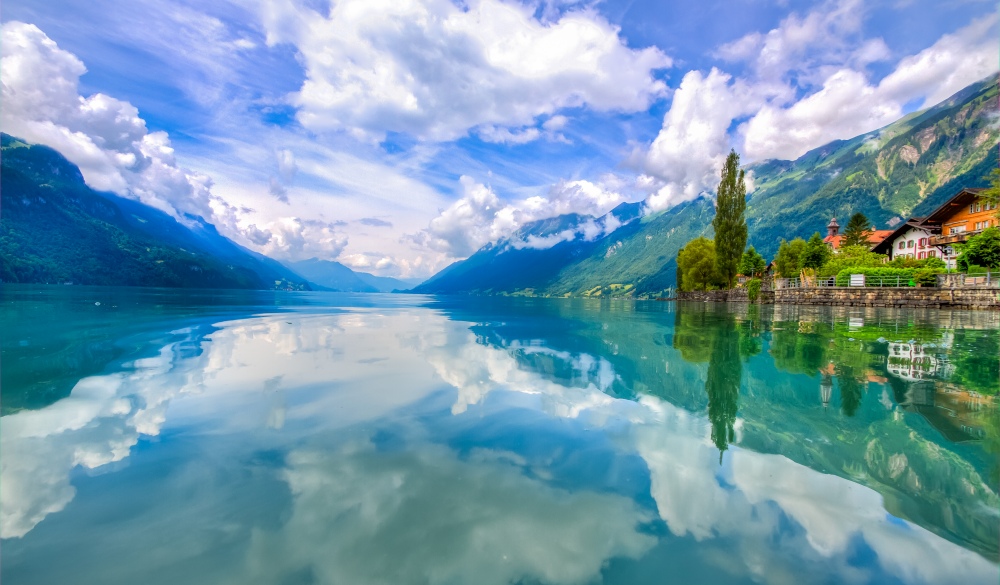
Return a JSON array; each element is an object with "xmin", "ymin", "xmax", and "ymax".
[{"xmin": 713, "ymin": 150, "xmax": 748, "ymax": 288}]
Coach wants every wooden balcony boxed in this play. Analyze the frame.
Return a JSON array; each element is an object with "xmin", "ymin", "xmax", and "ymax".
[{"xmin": 929, "ymin": 231, "xmax": 976, "ymax": 246}]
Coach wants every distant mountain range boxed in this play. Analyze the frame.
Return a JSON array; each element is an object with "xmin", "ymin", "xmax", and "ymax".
[
  {"xmin": 0, "ymin": 135, "xmax": 427, "ymax": 292},
  {"xmin": 284, "ymin": 258, "xmax": 419, "ymax": 292},
  {"xmin": 0, "ymin": 134, "xmax": 313, "ymax": 290},
  {"xmin": 413, "ymin": 74, "xmax": 999, "ymax": 297},
  {"xmin": 4, "ymin": 74, "xmax": 997, "ymax": 295}
]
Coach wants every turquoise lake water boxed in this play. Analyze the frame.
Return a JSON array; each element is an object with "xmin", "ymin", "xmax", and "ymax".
[{"xmin": 1, "ymin": 285, "xmax": 998, "ymax": 584}]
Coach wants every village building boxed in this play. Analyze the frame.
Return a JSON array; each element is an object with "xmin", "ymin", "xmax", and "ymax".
[
  {"xmin": 921, "ymin": 188, "xmax": 996, "ymax": 268},
  {"xmin": 823, "ymin": 217, "xmax": 893, "ymax": 251},
  {"xmin": 873, "ymin": 188, "xmax": 997, "ymax": 268},
  {"xmin": 871, "ymin": 218, "xmax": 938, "ymax": 261}
]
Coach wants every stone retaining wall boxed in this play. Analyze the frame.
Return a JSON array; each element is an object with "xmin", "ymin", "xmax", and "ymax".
[
  {"xmin": 676, "ymin": 287, "xmax": 1000, "ymax": 310},
  {"xmin": 674, "ymin": 289, "xmax": 774, "ymax": 303}
]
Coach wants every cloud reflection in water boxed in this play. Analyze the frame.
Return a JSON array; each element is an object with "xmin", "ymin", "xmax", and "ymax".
[{"xmin": 1, "ymin": 305, "xmax": 997, "ymax": 585}]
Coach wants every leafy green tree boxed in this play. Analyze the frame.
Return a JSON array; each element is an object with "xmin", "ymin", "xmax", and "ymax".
[
  {"xmin": 841, "ymin": 212, "xmax": 873, "ymax": 247},
  {"xmin": 774, "ymin": 238, "xmax": 806, "ymax": 277},
  {"xmin": 738, "ymin": 246, "xmax": 766, "ymax": 277},
  {"xmin": 713, "ymin": 150, "xmax": 748, "ymax": 288},
  {"xmin": 956, "ymin": 227, "xmax": 1000, "ymax": 271},
  {"xmin": 677, "ymin": 237, "xmax": 723, "ymax": 291},
  {"xmin": 801, "ymin": 232, "xmax": 832, "ymax": 270}
]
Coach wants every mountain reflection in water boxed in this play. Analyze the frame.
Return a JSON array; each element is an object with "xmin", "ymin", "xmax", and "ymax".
[{"xmin": 1, "ymin": 286, "xmax": 997, "ymax": 585}]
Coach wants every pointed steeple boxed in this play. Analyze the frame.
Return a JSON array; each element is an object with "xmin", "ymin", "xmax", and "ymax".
[{"xmin": 827, "ymin": 217, "xmax": 840, "ymax": 239}]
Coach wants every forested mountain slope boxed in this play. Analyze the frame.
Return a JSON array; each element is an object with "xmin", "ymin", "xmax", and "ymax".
[
  {"xmin": 414, "ymin": 75, "xmax": 999, "ymax": 297},
  {"xmin": 0, "ymin": 134, "xmax": 310, "ymax": 290}
]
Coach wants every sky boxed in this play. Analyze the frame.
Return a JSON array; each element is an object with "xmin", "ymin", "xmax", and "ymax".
[{"xmin": 1, "ymin": 0, "xmax": 997, "ymax": 279}]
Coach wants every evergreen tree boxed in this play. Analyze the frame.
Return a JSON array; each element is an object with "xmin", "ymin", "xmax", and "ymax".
[
  {"xmin": 841, "ymin": 212, "xmax": 873, "ymax": 247},
  {"xmin": 738, "ymin": 246, "xmax": 766, "ymax": 277},
  {"xmin": 801, "ymin": 232, "xmax": 832, "ymax": 270},
  {"xmin": 713, "ymin": 150, "xmax": 748, "ymax": 288}
]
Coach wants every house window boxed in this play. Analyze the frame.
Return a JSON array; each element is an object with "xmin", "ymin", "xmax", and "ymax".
[
  {"xmin": 918, "ymin": 237, "xmax": 927, "ymax": 247},
  {"xmin": 918, "ymin": 252, "xmax": 926, "ymax": 259},
  {"xmin": 950, "ymin": 226, "xmax": 966, "ymax": 235},
  {"xmin": 898, "ymin": 241, "xmax": 905, "ymax": 250},
  {"xmin": 928, "ymin": 250, "xmax": 936, "ymax": 258},
  {"xmin": 907, "ymin": 240, "xmax": 914, "ymax": 248}
]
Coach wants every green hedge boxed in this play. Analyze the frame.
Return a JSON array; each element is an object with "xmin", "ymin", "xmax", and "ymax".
[{"xmin": 835, "ymin": 267, "xmax": 916, "ymax": 287}]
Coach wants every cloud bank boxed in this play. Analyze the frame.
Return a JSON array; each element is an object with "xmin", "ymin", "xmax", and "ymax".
[
  {"xmin": 260, "ymin": 0, "xmax": 670, "ymax": 142},
  {"xmin": 411, "ymin": 175, "xmax": 635, "ymax": 258},
  {"xmin": 1, "ymin": 22, "xmax": 218, "ymax": 222},
  {"xmin": 637, "ymin": 4, "xmax": 999, "ymax": 213}
]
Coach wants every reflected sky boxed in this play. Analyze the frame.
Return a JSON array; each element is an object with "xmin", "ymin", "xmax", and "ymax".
[{"xmin": 1, "ymin": 286, "xmax": 998, "ymax": 585}]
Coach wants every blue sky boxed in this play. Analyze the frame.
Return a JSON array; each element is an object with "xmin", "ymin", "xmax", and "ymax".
[{"xmin": 2, "ymin": 0, "xmax": 997, "ymax": 277}]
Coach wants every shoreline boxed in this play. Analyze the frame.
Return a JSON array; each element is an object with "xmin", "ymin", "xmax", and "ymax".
[{"xmin": 674, "ymin": 286, "xmax": 1000, "ymax": 310}]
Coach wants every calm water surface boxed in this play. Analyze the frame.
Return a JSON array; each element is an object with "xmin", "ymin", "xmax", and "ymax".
[{"xmin": 2, "ymin": 285, "xmax": 998, "ymax": 585}]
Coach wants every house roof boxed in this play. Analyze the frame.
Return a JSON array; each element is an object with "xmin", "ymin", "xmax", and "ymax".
[
  {"xmin": 871, "ymin": 218, "xmax": 929, "ymax": 255},
  {"xmin": 824, "ymin": 229, "xmax": 894, "ymax": 250},
  {"xmin": 920, "ymin": 188, "xmax": 986, "ymax": 227}
]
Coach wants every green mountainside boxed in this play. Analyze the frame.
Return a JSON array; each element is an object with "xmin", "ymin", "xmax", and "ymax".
[
  {"xmin": 415, "ymin": 74, "xmax": 999, "ymax": 297},
  {"xmin": 1, "ymin": 135, "xmax": 311, "ymax": 290}
]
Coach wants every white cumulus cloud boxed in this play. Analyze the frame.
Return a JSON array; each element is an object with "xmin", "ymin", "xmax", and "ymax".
[
  {"xmin": 741, "ymin": 15, "xmax": 999, "ymax": 161},
  {"xmin": 410, "ymin": 174, "xmax": 635, "ymax": 258},
  {"xmin": 636, "ymin": 7, "xmax": 999, "ymax": 212},
  {"xmin": 0, "ymin": 21, "xmax": 219, "ymax": 222},
  {"xmin": 252, "ymin": 218, "xmax": 349, "ymax": 261},
  {"xmin": 260, "ymin": 0, "xmax": 670, "ymax": 142},
  {"xmin": 637, "ymin": 69, "xmax": 760, "ymax": 213}
]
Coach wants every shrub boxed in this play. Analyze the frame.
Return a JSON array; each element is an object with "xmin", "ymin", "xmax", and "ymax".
[
  {"xmin": 835, "ymin": 266, "xmax": 916, "ymax": 287},
  {"xmin": 914, "ymin": 268, "xmax": 941, "ymax": 287},
  {"xmin": 746, "ymin": 278, "xmax": 762, "ymax": 302},
  {"xmin": 889, "ymin": 255, "xmax": 946, "ymax": 270},
  {"xmin": 819, "ymin": 245, "xmax": 887, "ymax": 277}
]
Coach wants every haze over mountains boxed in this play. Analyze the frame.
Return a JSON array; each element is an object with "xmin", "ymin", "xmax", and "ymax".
[
  {"xmin": 0, "ymin": 135, "xmax": 311, "ymax": 290},
  {"xmin": 2, "ymin": 75, "xmax": 997, "ymax": 295},
  {"xmin": 285, "ymin": 258, "xmax": 419, "ymax": 292},
  {"xmin": 413, "ymin": 74, "xmax": 999, "ymax": 297},
  {"xmin": 0, "ymin": 135, "xmax": 418, "ymax": 292}
]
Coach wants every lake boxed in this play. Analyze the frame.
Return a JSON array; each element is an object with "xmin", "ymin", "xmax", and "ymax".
[{"xmin": 1, "ymin": 285, "xmax": 998, "ymax": 585}]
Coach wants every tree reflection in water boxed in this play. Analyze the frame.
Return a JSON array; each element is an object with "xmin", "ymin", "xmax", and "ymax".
[
  {"xmin": 673, "ymin": 303, "xmax": 746, "ymax": 462},
  {"xmin": 706, "ymin": 320, "xmax": 740, "ymax": 462}
]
